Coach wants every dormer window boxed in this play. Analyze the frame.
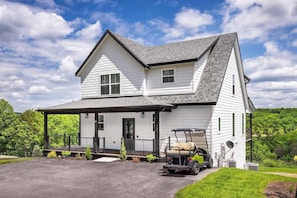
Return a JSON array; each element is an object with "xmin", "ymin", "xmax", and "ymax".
[
  {"xmin": 162, "ymin": 69, "xmax": 174, "ymax": 83},
  {"xmin": 101, "ymin": 73, "xmax": 120, "ymax": 95}
]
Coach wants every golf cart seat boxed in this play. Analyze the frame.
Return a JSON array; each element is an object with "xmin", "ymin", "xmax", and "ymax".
[{"xmin": 166, "ymin": 142, "xmax": 196, "ymax": 156}]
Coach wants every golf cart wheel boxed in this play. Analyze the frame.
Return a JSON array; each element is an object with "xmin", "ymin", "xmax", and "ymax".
[
  {"xmin": 190, "ymin": 162, "xmax": 200, "ymax": 175},
  {"xmin": 207, "ymin": 158, "xmax": 213, "ymax": 168},
  {"xmin": 167, "ymin": 169, "xmax": 175, "ymax": 174}
]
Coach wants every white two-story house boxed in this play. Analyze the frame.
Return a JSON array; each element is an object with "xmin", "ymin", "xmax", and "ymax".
[{"xmin": 40, "ymin": 30, "xmax": 255, "ymax": 168}]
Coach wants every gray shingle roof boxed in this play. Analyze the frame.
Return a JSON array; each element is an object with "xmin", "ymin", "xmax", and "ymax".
[
  {"xmin": 39, "ymin": 96, "xmax": 174, "ymax": 113},
  {"xmin": 111, "ymin": 32, "xmax": 219, "ymax": 65},
  {"xmin": 40, "ymin": 31, "xmax": 239, "ymax": 113}
]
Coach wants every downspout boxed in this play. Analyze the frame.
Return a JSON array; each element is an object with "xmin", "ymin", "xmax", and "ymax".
[
  {"xmin": 154, "ymin": 111, "xmax": 160, "ymax": 158},
  {"xmin": 210, "ymin": 105, "xmax": 214, "ymax": 166}
]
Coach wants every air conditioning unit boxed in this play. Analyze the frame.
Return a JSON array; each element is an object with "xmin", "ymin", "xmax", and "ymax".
[
  {"xmin": 246, "ymin": 162, "xmax": 259, "ymax": 171},
  {"xmin": 227, "ymin": 160, "xmax": 236, "ymax": 168}
]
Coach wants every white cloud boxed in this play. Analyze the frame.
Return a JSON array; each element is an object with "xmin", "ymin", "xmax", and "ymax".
[
  {"xmin": 175, "ymin": 8, "xmax": 213, "ymax": 29},
  {"xmin": 165, "ymin": 7, "xmax": 214, "ymax": 39},
  {"xmin": 11, "ymin": 92, "xmax": 23, "ymax": 98},
  {"xmin": 292, "ymin": 40, "xmax": 297, "ymax": 47},
  {"xmin": 145, "ymin": 7, "xmax": 214, "ymax": 41},
  {"xmin": 222, "ymin": 0, "xmax": 297, "ymax": 41},
  {"xmin": 51, "ymin": 56, "xmax": 78, "ymax": 82},
  {"xmin": 29, "ymin": 86, "xmax": 52, "ymax": 94},
  {"xmin": 244, "ymin": 41, "xmax": 297, "ymax": 107},
  {"xmin": 75, "ymin": 21, "xmax": 102, "ymax": 41},
  {"xmin": 0, "ymin": 2, "xmax": 73, "ymax": 41}
]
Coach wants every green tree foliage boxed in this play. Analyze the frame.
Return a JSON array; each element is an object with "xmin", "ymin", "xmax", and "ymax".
[
  {"xmin": 48, "ymin": 114, "xmax": 79, "ymax": 148},
  {"xmin": 3, "ymin": 110, "xmax": 43, "ymax": 157},
  {"xmin": 0, "ymin": 100, "xmax": 79, "ymax": 156},
  {"xmin": 250, "ymin": 108, "xmax": 297, "ymax": 164},
  {"xmin": 252, "ymin": 108, "xmax": 297, "ymax": 135},
  {"xmin": 0, "ymin": 99, "xmax": 17, "ymax": 154}
]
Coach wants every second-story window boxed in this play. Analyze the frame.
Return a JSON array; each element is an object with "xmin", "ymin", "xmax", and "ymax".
[
  {"xmin": 101, "ymin": 73, "xmax": 120, "ymax": 95},
  {"xmin": 162, "ymin": 69, "xmax": 174, "ymax": 83},
  {"xmin": 232, "ymin": 74, "xmax": 235, "ymax": 95}
]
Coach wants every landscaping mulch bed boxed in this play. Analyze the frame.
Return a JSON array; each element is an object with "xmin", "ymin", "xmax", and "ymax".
[{"xmin": 264, "ymin": 181, "xmax": 297, "ymax": 198}]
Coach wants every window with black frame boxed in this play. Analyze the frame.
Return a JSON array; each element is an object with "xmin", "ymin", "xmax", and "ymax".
[
  {"xmin": 162, "ymin": 69, "xmax": 174, "ymax": 83},
  {"xmin": 98, "ymin": 114, "xmax": 104, "ymax": 130},
  {"xmin": 100, "ymin": 73, "xmax": 120, "ymax": 95}
]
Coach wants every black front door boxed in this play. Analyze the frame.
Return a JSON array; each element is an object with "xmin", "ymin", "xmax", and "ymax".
[{"xmin": 122, "ymin": 118, "xmax": 135, "ymax": 151}]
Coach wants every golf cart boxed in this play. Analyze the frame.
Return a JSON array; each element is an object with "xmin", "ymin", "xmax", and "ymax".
[{"xmin": 163, "ymin": 128, "xmax": 213, "ymax": 175}]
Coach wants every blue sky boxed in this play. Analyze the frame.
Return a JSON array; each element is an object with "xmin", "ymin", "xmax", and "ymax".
[{"xmin": 0, "ymin": 0, "xmax": 297, "ymax": 112}]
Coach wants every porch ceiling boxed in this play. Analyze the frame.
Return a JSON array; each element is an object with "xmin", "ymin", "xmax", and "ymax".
[{"xmin": 37, "ymin": 96, "xmax": 174, "ymax": 114}]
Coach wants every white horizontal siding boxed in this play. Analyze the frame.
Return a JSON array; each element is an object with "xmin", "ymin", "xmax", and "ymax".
[
  {"xmin": 145, "ymin": 63, "xmax": 194, "ymax": 95},
  {"xmin": 80, "ymin": 113, "xmax": 95, "ymax": 147},
  {"xmin": 211, "ymin": 47, "xmax": 246, "ymax": 169},
  {"xmin": 80, "ymin": 36, "xmax": 145, "ymax": 98},
  {"xmin": 80, "ymin": 107, "xmax": 214, "ymax": 153},
  {"xmin": 80, "ymin": 112, "xmax": 155, "ymax": 151},
  {"xmin": 159, "ymin": 105, "xmax": 213, "ymax": 153},
  {"xmin": 193, "ymin": 50, "xmax": 210, "ymax": 91}
]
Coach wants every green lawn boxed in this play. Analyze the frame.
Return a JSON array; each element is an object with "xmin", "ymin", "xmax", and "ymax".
[
  {"xmin": 0, "ymin": 158, "xmax": 32, "ymax": 165},
  {"xmin": 259, "ymin": 166, "xmax": 297, "ymax": 173},
  {"xmin": 175, "ymin": 168, "xmax": 297, "ymax": 198}
]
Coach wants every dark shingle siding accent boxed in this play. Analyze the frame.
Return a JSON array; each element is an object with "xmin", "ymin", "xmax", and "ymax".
[{"xmin": 194, "ymin": 33, "xmax": 237, "ymax": 103}]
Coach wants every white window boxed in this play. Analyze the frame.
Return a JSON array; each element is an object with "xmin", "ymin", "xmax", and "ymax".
[
  {"xmin": 98, "ymin": 114, "xmax": 104, "ymax": 131},
  {"xmin": 162, "ymin": 69, "xmax": 174, "ymax": 83},
  {"xmin": 101, "ymin": 73, "xmax": 120, "ymax": 95}
]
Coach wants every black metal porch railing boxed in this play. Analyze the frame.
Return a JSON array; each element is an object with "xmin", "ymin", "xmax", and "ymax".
[
  {"xmin": 48, "ymin": 134, "xmax": 174, "ymax": 156},
  {"xmin": 121, "ymin": 138, "xmax": 155, "ymax": 155},
  {"xmin": 48, "ymin": 134, "xmax": 106, "ymax": 152}
]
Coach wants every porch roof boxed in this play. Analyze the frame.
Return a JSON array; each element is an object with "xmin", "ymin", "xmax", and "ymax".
[{"xmin": 38, "ymin": 96, "xmax": 174, "ymax": 114}]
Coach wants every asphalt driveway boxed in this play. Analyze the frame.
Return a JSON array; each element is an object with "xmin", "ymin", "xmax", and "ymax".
[{"xmin": 0, "ymin": 158, "xmax": 218, "ymax": 198}]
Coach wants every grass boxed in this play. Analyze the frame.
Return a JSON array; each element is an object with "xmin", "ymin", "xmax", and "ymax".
[
  {"xmin": 175, "ymin": 168, "xmax": 297, "ymax": 198},
  {"xmin": 259, "ymin": 166, "xmax": 297, "ymax": 174},
  {"xmin": 0, "ymin": 158, "xmax": 32, "ymax": 165}
]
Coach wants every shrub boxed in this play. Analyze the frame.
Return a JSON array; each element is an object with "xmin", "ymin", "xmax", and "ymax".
[
  {"xmin": 120, "ymin": 138, "xmax": 127, "ymax": 161},
  {"xmin": 62, "ymin": 151, "xmax": 71, "ymax": 158},
  {"xmin": 32, "ymin": 145, "xmax": 43, "ymax": 157},
  {"xmin": 263, "ymin": 159, "xmax": 277, "ymax": 167},
  {"xmin": 85, "ymin": 146, "xmax": 92, "ymax": 160},
  {"xmin": 146, "ymin": 154, "xmax": 156, "ymax": 163},
  {"xmin": 47, "ymin": 150, "xmax": 57, "ymax": 158},
  {"xmin": 75, "ymin": 153, "xmax": 83, "ymax": 160}
]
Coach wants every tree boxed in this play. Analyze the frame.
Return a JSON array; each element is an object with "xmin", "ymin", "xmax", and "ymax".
[
  {"xmin": 3, "ymin": 110, "xmax": 43, "ymax": 157},
  {"xmin": 0, "ymin": 99, "xmax": 16, "ymax": 154},
  {"xmin": 47, "ymin": 114, "xmax": 79, "ymax": 148}
]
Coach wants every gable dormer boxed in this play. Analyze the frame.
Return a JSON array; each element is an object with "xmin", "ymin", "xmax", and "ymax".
[{"xmin": 76, "ymin": 31, "xmax": 146, "ymax": 99}]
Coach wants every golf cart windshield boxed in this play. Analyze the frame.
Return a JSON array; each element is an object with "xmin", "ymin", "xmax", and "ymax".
[{"xmin": 171, "ymin": 128, "xmax": 208, "ymax": 151}]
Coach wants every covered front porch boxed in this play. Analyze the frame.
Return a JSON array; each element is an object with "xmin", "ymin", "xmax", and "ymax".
[{"xmin": 38, "ymin": 96, "xmax": 175, "ymax": 158}]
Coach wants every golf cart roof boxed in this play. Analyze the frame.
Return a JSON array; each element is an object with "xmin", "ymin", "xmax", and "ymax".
[
  {"xmin": 171, "ymin": 128, "xmax": 208, "ymax": 151},
  {"xmin": 171, "ymin": 128, "xmax": 206, "ymax": 132}
]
